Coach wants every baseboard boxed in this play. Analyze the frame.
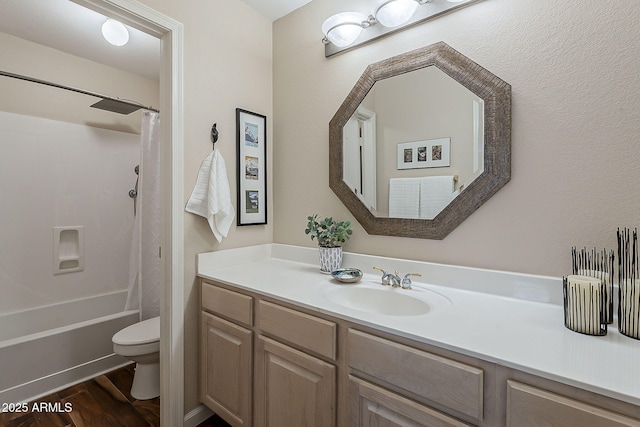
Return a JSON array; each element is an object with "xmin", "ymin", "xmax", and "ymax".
[{"xmin": 184, "ymin": 404, "xmax": 214, "ymax": 427}]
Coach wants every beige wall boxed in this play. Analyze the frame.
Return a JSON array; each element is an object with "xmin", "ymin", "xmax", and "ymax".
[
  {"xmin": 273, "ymin": 0, "xmax": 640, "ymax": 277},
  {"xmin": 133, "ymin": 0, "xmax": 274, "ymax": 413}
]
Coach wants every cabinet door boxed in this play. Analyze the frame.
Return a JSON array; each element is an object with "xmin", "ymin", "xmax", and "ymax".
[
  {"xmin": 348, "ymin": 329, "xmax": 483, "ymax": 422},
  {"xmin": 507, "ymin": 381, "xmax": 640, "ymax": 427},
  {"xmin": 349, "ymin": 376, "xmax": 472, "ymax": 427},
  {"xmin": 255, "ymin": 336, "xmax": 336, "ymax": 427},
  {"xmin": 201, "ymin": 312, "xmax": 252, "ymax": 427}
]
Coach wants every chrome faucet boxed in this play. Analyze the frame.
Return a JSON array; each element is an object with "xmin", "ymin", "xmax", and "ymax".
[
  {"xmin": 373, "ymin": 267, "xmax": 400, "ymax": 286},
  {"xmin": 373, "ymin": 267, "xmax": 421, "ymax": 289}
]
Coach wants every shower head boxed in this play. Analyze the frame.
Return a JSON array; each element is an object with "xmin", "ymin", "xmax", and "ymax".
[{"xmin": 90, "ymin": 98, "xmax": 143, "ymax": 115}]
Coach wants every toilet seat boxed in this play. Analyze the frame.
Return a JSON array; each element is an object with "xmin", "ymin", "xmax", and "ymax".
[{"xmin": 113, "ymin": 316, "xmax": 160, "ymax": 346}]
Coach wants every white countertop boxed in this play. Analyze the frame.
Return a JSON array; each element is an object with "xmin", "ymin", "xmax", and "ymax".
[{"xmin": 197, "ymin": 244, "xmax": 640, "ymax": 406}]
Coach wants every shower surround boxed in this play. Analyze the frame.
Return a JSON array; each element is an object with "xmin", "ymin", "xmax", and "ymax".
[{"xmin": 0, "ymin": 111, "xmax": 142, "ymax": 401}]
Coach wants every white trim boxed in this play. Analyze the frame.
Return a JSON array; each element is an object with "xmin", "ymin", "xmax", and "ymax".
[
  {"xmin": 72, "ymin": 1, "xmax": 184, "ymax": 425},
  {"xmin": 160, "ymin": 14, "xmax": 185, "ymax": 427},
  {"xmin": 183, "ymin": 404, "xmax": 214, "ymax": 427},
  {"xmin": 355, "ymin": 107, "xmax": 377, "ymax": 211},
  {"xmin": 342, "ymin": 117, "xmax": 360, "ymax": 197},
  {"xmin": 344, "ymin": 107, "xmax": 378, "ymax": 210}
]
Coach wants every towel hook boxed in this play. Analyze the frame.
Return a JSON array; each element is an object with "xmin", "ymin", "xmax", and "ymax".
[{"xmin": 211, "ymin": 123, "xmax": 219, "ymax": 148}]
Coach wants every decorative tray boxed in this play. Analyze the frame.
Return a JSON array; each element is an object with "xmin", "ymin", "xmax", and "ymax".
[{"xmin": 331, "ymin": 268, "xmax": 363, "ymax": 283}]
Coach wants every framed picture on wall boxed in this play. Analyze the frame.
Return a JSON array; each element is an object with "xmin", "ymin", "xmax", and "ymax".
[
  {"xmin": 236, "ymin": 108, "xmax": 267, "ymax": 225},
  {"xmin": 397, "ymin": 137, "xmax": 451, "ymax": 170}
]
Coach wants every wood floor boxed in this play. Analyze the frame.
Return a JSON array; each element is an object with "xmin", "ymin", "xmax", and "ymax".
[{"xmin": 0, "ymin": 364, "xmax": 230, "ymax": 427}]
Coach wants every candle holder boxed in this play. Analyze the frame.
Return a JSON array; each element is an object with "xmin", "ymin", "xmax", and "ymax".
[
  {"xmin": 571, "ymin": 247, "xmax": 615, "ymax": 324},
  {"xmin": 563, "ymin": 275, "xmax": 607, "ymax": 336},
  {"xmin": 617, "ymin": 228, "xmax": 640, "ymax": 340}
]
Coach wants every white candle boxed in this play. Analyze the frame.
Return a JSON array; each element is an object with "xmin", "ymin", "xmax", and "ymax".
[
  {"xmin": 565, "ymin": 275, "xmax": 603, "ymax": 335},
  {"xmin": 619, "ymin": 279, "xmax": 640, "ymax": 339},
  {"xmin": 578, "ymin": 269, "xmax": 611, "ymax": 323}
]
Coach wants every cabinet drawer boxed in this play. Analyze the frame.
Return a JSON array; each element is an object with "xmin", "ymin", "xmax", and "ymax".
[
  {"xmin": 202, "ymin": 281, "xmax": 253, "ymax": 327},
  {"xmin": 350, "ymin": 376, "xmax": 473, "ymax": 427},
  {"xmin": 258, "ymin": 300, "xmax": 337, "ymax": 360},
  {"xmin": 348, "ymin": 329, "xmax": 483, "ymax": 422},
  {"xmin": 507, "ymin": 381, "xmax": 640, "ymax": 427}
]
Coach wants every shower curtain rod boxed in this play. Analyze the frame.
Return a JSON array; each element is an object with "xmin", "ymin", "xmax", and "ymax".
[{"xmin": 0, "ymin": 70, "xmax": 159, "ymax": 114}]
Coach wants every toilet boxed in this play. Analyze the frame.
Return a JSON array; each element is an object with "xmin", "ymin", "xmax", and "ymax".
[{"xmin": 112, "ymin": 316, "xmax": 160, "ymax": 400}]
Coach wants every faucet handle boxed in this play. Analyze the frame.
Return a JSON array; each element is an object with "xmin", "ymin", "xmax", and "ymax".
[
  {"xmin": 373, "ymin": 267, "xmax": 391, "ymax": 286},
  {"xmin": 401, "ymin": 273, "xmax": 421, "ymax": 289},
  {"xmin": 373, "ymin": 266, "xmax": 390, "ymax": 285}
]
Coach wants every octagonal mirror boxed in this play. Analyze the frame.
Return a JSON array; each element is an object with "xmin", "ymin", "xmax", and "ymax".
[{"xmin": 329, "ymin": 42, "xmax": 511, "ymax": 239}]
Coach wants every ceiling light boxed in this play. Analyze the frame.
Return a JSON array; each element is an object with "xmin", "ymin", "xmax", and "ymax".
[
  {"xmin": 373, "ymin": 0, "xmax": 421, "ymax": 28},
  {"xmin": 102, "ymin": 18, "xmax": 129, "ymax": 47},
  {"xmin": 322, "ymin": 12, "xmax": 369, "ymax": 48}
]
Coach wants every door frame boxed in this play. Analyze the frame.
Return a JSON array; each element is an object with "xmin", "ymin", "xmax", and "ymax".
[
  {"xmin": 348, "ymin": 106, "xmax": 377, "ymax": 211},
  {"xmin": 73, "ymin": 1, "xmax": 184, "ymax": 425}
]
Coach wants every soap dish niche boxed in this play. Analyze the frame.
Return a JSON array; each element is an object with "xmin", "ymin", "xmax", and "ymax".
[{"xmin": 53, "ymin": 226, "xmax": 84, "ymax": 275}]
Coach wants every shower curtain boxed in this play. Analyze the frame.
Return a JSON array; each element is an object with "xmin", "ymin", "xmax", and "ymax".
[{"xmin": 125, "ymin": 112, "xmax": 161, "ymax": 320}]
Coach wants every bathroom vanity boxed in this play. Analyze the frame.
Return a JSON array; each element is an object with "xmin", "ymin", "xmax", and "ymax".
[{"xmin": 198, "ymin": 244, "xmax": 640, "ymax": 427}]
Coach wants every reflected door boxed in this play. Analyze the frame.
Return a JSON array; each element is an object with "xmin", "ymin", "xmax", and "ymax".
[{"xmin": 343, "ymin": 109, "xmax": 377, "ymax": 212}]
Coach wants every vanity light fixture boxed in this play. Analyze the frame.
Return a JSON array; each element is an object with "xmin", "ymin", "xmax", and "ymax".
[
  {"xmin": 372, "ymin": 0, "xmax": 428, "ymax": 28},
  {"xmin": 322, "ymin": 12, "xmax": 371, "ymax": 48},
  {"xmin": 323, "ymin": 0, "xmax": 483, "ymax": 57},
  {"xmin": 102, "ymin": 18, "xmax": 129, "ymax": 47}
]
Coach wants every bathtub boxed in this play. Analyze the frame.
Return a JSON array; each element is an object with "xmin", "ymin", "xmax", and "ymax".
[{"xmin": 0, "ymin": 291, "xmax": 139, "ymax": 403}]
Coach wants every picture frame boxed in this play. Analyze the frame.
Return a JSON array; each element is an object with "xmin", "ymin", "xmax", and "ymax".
[
  {"xmin": 397, "ymin": 137, "xmax": 451, "ymax": 170},
  {"xmin": 236, "ymin": 108, "xmax": 267, "ymax": 225}
]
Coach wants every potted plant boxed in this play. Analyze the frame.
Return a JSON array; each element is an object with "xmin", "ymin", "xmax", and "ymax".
[{"xmin": 305, "ymin": 214, "xmax": 353, "ymax": 273}]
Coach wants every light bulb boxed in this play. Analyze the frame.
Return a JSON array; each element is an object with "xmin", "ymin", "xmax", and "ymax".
[
  {"xmin": 322, "ymin": 12, "xmax": 368, "ymax": 48},
  {"xmin": 102, "ymin": 18, "xmax": 129, "ymax": 47},
  {"xmin": 374, "ymin": 0, "xmax": 419, "ymax": 28}
]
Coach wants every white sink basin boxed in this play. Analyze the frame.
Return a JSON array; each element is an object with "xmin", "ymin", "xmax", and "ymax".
[{"xmin": 324, "ymin": 284, "xmax": 450, "ymax": 316}]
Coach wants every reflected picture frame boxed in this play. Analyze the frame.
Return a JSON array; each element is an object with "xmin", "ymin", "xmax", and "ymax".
[
  {"xmin": 236, "ymin": 108, "xmax": 267, "ymax": 225},
  {"xmin": 397, "ymin": 137, "xmax": 451, "ymax": 170}
]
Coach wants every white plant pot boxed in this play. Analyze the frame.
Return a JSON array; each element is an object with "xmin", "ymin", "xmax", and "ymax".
[{"xmin": 318, "ymin": 246, "xmax": 343, "ymax": 274}]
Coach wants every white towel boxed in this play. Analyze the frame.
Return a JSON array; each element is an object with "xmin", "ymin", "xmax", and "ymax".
[
  {"xmin": 186, "ymin": 149, "xmax": 235, "ymax": 242},
  {"xmin": 388, "ymin": 178, "xmax": 421, "ymax": 218},
  {"xmin": 419, "ymin": 176, "xmax": 456, "ymax": 220}
]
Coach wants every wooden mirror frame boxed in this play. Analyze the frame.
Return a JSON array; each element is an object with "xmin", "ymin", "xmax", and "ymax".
[{"xmin": 329, "ymin": 41, "xmax": 511, "ymax": 240}]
